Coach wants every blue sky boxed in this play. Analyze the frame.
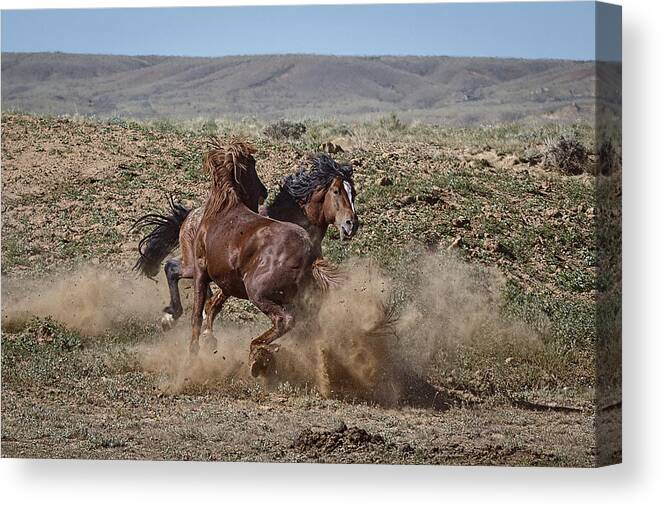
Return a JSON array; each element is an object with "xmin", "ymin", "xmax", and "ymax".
[{"xmin": 1, "ymin": 2, "xmax": 621, "ymax": 61}]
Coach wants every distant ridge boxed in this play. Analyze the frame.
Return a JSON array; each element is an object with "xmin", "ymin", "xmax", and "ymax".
[{"xmin": 1, "ymin": 52, "xmax": 611, "ymax": 125}]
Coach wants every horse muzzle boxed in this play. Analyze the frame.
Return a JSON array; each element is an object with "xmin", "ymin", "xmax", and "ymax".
[{"xmin": 340, "ymin": 219, "xmax": 358, "ymax": 240}]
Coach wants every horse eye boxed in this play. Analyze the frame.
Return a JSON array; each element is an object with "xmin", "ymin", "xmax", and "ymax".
[{"xmin": 333, "ymin": 189, "xmax": 339, "ymax": 195}]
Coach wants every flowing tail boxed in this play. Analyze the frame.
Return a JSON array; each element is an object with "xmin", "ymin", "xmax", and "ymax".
[
  {"xmin": 131, "ymin": 196, "xmax": 191, "ymax": 278},
  {"xmin": 310, "ymin": 258, "xmax": 345, "ymax": 291}
]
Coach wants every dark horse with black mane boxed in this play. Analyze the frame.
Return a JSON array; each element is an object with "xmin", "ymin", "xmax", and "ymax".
[{"xmin": 133, "ymin": 153, "xmax": 358, "ymax": 337}]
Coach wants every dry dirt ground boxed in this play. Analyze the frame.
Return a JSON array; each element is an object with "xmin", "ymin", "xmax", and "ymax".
[
  {"xmin": 1, "ymin": 113, "xmax": 620, "ymax": 466},
  {"xmin": 2, "ymin": 380, "xmax": 597, "ymax": 465}
]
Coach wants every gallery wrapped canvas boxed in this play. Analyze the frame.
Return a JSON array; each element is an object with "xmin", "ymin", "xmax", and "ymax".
[{"xmin": 0, "ymin": 2, "xmax": 621, "ymax": 466}]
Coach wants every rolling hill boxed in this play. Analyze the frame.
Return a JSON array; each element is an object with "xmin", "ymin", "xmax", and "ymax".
[{"xmin": 1, "ymin": 52, "xmax": 600, "ymax": 125}]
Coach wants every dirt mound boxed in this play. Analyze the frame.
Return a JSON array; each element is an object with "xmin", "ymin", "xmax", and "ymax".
[{"xmin": 292, "ymin": 423, "xmax": 386, "ymax": 454}]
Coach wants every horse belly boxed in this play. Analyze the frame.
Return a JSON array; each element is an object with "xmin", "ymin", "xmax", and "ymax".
[
  {"xmin": 204, "ymin": 242, "xmax": 250, "ymax": 300},
  {"xmin": 213, "ymin": 273, "xmax": 250, "ymax": 300}
]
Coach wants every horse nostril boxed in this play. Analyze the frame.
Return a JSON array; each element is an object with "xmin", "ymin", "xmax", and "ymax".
[{"xmin": 345, "ymin": 220, "xmax": 353, "ymax": 227}]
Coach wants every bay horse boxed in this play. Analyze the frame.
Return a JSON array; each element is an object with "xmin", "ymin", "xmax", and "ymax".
[
  {"xmin": 188, "ymin": 138, "xmax": 343, "ymax": 376},
  {"xmin": 133, "ymin": 154, "xmax": 358, "ymax": 337}
]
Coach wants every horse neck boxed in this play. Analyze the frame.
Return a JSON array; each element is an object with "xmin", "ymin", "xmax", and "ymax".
[{"xmin": 266, "ymin": 190, "xmax": 328, "ymax": 252}]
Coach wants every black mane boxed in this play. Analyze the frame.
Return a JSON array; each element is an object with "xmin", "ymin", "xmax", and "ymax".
[{"xmin": 281, "ymin": 154, "xmax": 354, "ymax": 204}]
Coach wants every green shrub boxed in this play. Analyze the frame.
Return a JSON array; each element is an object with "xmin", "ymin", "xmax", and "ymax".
[
  {"xmin": 263, "ymin": 120, "xmax": 307, "ymax": 140},
  {"xmin": 378, "ymin": 113, "xmax": 407, "ymax": 132},
  {"xmin": 542, "ymin": 135, "xmax": 589, "ymax": 175}
]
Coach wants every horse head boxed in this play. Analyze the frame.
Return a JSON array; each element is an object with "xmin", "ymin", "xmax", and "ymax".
[
  {"xmin": 203, "ymin": 137, "xmax": 268, "ymax": 213},
  {"xmin": 319, "ymin": 174, "xmax": 358, "ymax": 240},
  {"xmin": 284, "ymin": 154, "xmax": 358, "ymax": 241}
]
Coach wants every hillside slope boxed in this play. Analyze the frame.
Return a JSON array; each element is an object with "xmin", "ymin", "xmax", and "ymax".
[{"xmin": 1, "ymin": 52, "xmax": 598, "ymax": 125}]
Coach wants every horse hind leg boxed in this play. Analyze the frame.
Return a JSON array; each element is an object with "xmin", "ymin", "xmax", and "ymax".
[
  {"xmin": 161, "ymin": 258, "xmax": 182, "ymax": 329},
  {"xmin": 248, "ymin": 299, "xmax": 295, "ymax": 378},
  {"xmin": 161, "ymin": 257, "xmax": 194, "ymax": 330}
]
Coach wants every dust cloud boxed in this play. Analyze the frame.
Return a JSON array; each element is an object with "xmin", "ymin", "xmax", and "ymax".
[
  {"xmin": 137, "ymin": 323, "xmax": 257, "ymax": 395},
  {"xmin": 396, "ymin": 254, "xmax": 542, "ymax": 374},
  {"xmin": 134, "ymin": 258, "xmax": 406, "ymax": 402},
  {"xmin": 1, "ymin": 255, "xmax": 541, "ymax": 408},
  {"xmin": 136, "ymin": 254, "xmax": 542, "ymax": 408},
  {"xmin": 1, "ymin": 266, "xmax": 167, "ymax": 335}
]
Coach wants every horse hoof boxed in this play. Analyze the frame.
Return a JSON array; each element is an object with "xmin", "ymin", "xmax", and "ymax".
[
  {"xmin": 161, "ymin": 313, "xmax": 176, "ymax": 331},
  {"xmin": 249, "ymin": 347, "xmax": 275, "ymax": 378},
  {"xmin": 201, "ymin": 330, "xmax": 218, "ymax": 354},
  {"xmin": 249, "ymin": 360, "xmax": 261, "ymax": 378}
]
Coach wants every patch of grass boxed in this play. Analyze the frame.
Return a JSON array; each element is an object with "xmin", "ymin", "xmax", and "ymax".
[
  {"xmin": 378, "ymin": 113, "xmax": 407, "ymax": 133},
  {"xmin": 503, "ymin": 281, "xmax": 596, "ymax": 348},
  {"xmin": 0, "ymin": 236, "xmax": 28, "ymax": 273},
  {"xmin": 88, "ymin": 434, "xmax": 128, "ymax": 449},
  {"xmin": 2, "ymin": 317, "xmax": 85, "ymax": 387}
]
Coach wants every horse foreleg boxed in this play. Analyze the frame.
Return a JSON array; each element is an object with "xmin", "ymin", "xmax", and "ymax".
[
  {"xmin": 189, "ymin": 269, "xmax": 210, "ymax": 356},
  {"xmin": 200, "ymin": 289, "xmax": 228, "ymax": 352},
  {"xmin": 248, "ymin": 299, "xmax": 295, "ymax": 377}
]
